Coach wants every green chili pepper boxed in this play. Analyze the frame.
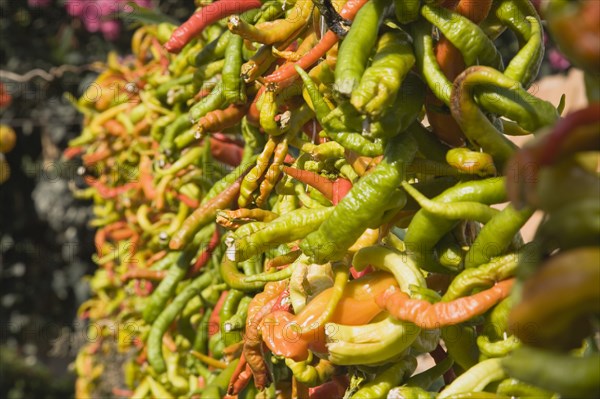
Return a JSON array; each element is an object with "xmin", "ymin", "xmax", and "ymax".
[
  {"xmin": 438, "ymin": 358, "xmax": 506, "ymax": 398},
  {"xmin": 394, "ymin": 0, "xmax": 420, "ymax": 24},
  {"xmin": 441, "ymin": 325, "xmax": 479, "ymax": 371},
  {"xmin": 464, "ymin": 205, "xmax": 532, "ymax": 269},
  {"xmin": 421, "ymin": 4, "xmax": 503, "ymax": 70},
  {"xmin": 503, "ymin": 17, "xmax": 543, "ymax": 88},
  {"xmin": 144, "ymin": 225, "xmax": 215, "ymax": 323},
  {"xmin": 223, "ymin": 296, "xmax": 251, "ymax": 331},
  {"xmin": 222, "ymin": 34, "xmax": 246, "ymax": 105},
  {"xmin": 477, "ymin": 335, "xmax": 520, "ymax": 358},
  {"xmin": 284, "ymin": 351, "xmax": 336, "ymax": 388},
  {"xmin": 351, "ymin": 29, "xmax": 416, "ymax": 117},
  {"xmin": 404, "ymin": 177, "xmax": 506, "ymax": 273},
  {"xmin": 189, "ymin": 82, "xmax": 227, "ymax": 124},
  {"xmin": 412, "ymin": 20, "xmax": 452, "ymax": 105},
  {"xmin": 227, "ymin": 207, "xmax": 333, "ymax": 262},
  {"xmin": 147, "ymin": 270, "xmax": 216, "ymax": 373},
  {"xmin": 495, "ymin": 378, "xmax": 557, "ymax": 398},
  {"xmin": 353, "ymin": 356, "xmax": 417, "ymax": 399},
  {"xmin": 502, "ymin": 347, "xmax": 600, "ymax": 398},
  {"xmin": 301, "ymin": 133, "xmax": 416, "ymax": 263},
  {"xmin": 402, "ymin": 181, "xmax": 500, "ymax": 223},
  {"xmin": 367, "ymin": 74, "xmax": 426, "ymax": 140},
  {"xmin": 193, "ymin": 308, "xmax": 212, "ymax": 353},
  {"xmin": 335, "ymin": 0, "xmax": 389, "ymax": 97},
  {"xmin": 220, "ymin": 289, "xmax": 245, "ymax": 326},
  {"xmin": 161, "ymin": 114, "xmax": 192, "ymax": 153},
  {"xmin": 443, "ymin": 251, "xmax": 520, "ymax": 301}
]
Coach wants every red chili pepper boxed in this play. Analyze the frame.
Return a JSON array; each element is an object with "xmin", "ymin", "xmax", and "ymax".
[
  {"xmin": 209, "ymin": 137, "xmax": 243, "ymax": 166},
  {"xmin": 264, "ymin": 0, "xmax": 369, "ymax": 85},
  {"xmin": 209, "ymin": 290, "xmax": 229, "ymax": 338},
  {"xmin": 165, "ymin": 0, "xmax": 262, "ymax": 53},
  {"xmin": 199, "ymin": 104, "xmax": 248, "ymax": 135},
  {"xmin": 282, "ymin": 166, "xmax": 352, "ymax": 205},
  {"xmin": 140, "ymin": 156, "xmax": 157, "ymax": 200},
  {"xmin": 63, "ymin": 146, "xmax": 84, "ymax": 160},
  {"xmin": 177, "ymin": 193, "xmax": 200, "ymax": 208},
  {"xmin": 188, "ymin": 229, "xmax": 220, "ymax": 277},
  {"xmin": 308, "ymin": 375, "xmax": 349, "ymax": 399},
  {"xmin": 84, "ymin": 176, "xmax": 139, "ymax": 199}
]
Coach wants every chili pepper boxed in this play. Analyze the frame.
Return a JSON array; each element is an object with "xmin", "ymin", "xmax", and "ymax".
[
  {"xmin": 190, "ymin": 87, "xmax": 227, "ymax": 128},
  {"xmin": 464, "ymin": 204, "xmax": 532, "ymax": 269},
  {"xmin": 351, "ymin": 29, "xmax": 415, "ymax": 117},
  {"xmin": 188, "ymin": 229, "xmax": 221, "ymax": 277},
  {"xmin": 256, "ymin": 136, "xmax": 289, "ymax": 207},
  {"xmin": 142, "ymin": 247, "xmax": 194, "ymax": 323},
  {"xmin": 301, "ymin": 133, "xmax": 416, "ymax": 264},
  {"xmin": 502, "ymin": 346, "xmax": 600, "ymax": 398},
  {"xmin": 264, "ymin": 0, "xmax": 370, "ymax": 85},
  {"xmin": 438, "ymin": 358, "xmax": 506, "ymax": 398},
  {"xmin": 352, "ymin": 245, "xmax": 426, "ymax": 293},
  {"xmin": 229, "ymin": 0, "xmax": 312, "ymax": 45},
  {"xmin": 194, "ymin": 31, "xmax": 231, "ymax": 66},
  {"xmin": 261, "ymin": 272, "xmax": 398, "ymax": 361},
  {"xmin": 353, "ymin": 356, "xmax": 418, "ymax": 399},
  {"xmin": 403, "ymin": 177, "xmax": 506, "ymax": 273},
  {"xmin": 284, "ymin": 351, "xmax": 336, "ymax": 388},
  {"xmin": 442, "ymin": 250, "xmax": 520, "ymax": 301},
  {"xmin": 334, "ymin": 0, "xmax": 389, "ymax": 96},
  {"xmin": 170, "ymin": 176, "xmax": 243, "ymax": 251},
  {"xmin": 394, "ymin": 0, "xmax": 420, "ymax": 24},
  {"xmin": 377, "ymin": 278, "xmax": 515, "ymax": 329},
  {"xmin": 165, "ymin": 0, "xmax": 262, "ymax": 54},
  {"xmin": 495, "ymin": 378, "xmax": 557, "ymax": 398},
  {"xmin": 222, "ymin": 34, "xmax": 247, "ymax": 105},
  {"xmin": 402, "ymin": 181, "xmax": 500, "ymax": 223},
  {"xmin": 476, "ymin": 334, "xmax": 520, "ymax": 359},
  {"xmin": 147, "ymin": 270, "xmax": 216, "ymax": 373},
  {"xmin": 325, "ymin": 315, "xmax": 421, "ymax": 365},
  {"xmin": 422, "ymin": 4, "xmax": 503, "ymax": 70}
]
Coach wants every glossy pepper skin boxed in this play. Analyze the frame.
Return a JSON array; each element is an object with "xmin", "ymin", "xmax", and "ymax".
[{"xmin": 301, "ymin": 133, "xmax": 417, "ymax": 264}]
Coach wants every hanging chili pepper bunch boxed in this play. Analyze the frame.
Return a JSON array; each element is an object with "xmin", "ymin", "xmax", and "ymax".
[{"xmin": 67, "ymin": 0, "xmax": 599, "ymax": 398}]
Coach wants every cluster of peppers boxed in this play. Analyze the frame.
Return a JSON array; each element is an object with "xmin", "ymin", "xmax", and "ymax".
[{"xmin": 67, "ymin": 0, "xmax": 599, "ymax": 398}]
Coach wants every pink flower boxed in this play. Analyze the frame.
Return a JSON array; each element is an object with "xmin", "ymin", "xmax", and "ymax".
[
  {"xmin": 28, "ymin": 0, "xmax": 52, "ymax": 8},
  {"xmin": 65, "ymin": 0, "xmax": 155, "ymax": 41}
]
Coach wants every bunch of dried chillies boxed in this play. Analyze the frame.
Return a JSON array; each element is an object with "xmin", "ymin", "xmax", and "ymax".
[{"xmin": 68, "ymin": 0, "xmax": 599, "ymax": 398}]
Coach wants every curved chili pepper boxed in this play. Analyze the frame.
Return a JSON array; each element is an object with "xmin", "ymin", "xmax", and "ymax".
[
  {"xmin": 264, "ymin": 0, "xmax": 370, "ymax": 85},
  {"xmin": 352, "ymin": 356, "xmax": 417, "ymax": 399},
  {"xmin": 334, "ymin": 0, "xmax": 389, "ymax": 96},
  {"xmin": 165, "ymin": 0, "xmax": 262, "ymax": 54},
  {"xmin": 260, "ymin": 272, "xmax": 398, "ymax": 361},
  {"xmin": 438, "ymin": 358, "xmax": 506, "ymax": 398},
  {"xmin": 301, "ymin": 133, "xmax": 416, "ymax": 264},
  {"xmin": 377, "ymin": 278, "xmax": 515, "ymax": 329}
]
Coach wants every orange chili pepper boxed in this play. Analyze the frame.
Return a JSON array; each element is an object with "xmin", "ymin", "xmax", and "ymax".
[
  {"xmin": 376, "ymin": 278, "xmax": 515, "ymax": 329},
  {"xmin": 260, "ymin": 272, "xmax": 398, "ymax": 361}
]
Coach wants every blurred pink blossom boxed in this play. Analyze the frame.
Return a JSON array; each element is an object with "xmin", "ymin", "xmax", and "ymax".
[
  {"xmin": 64, "ymin": 0, "xmax": 153, "ymax": 40},
  {"xmin": 28, "ymin": 0, "xmax": 52, "ymax": 8}
]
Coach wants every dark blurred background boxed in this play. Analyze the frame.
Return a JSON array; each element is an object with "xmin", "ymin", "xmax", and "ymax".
[{"xmin": 0, "ymin": 1, "xmax": 571, "ymax": 398}]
